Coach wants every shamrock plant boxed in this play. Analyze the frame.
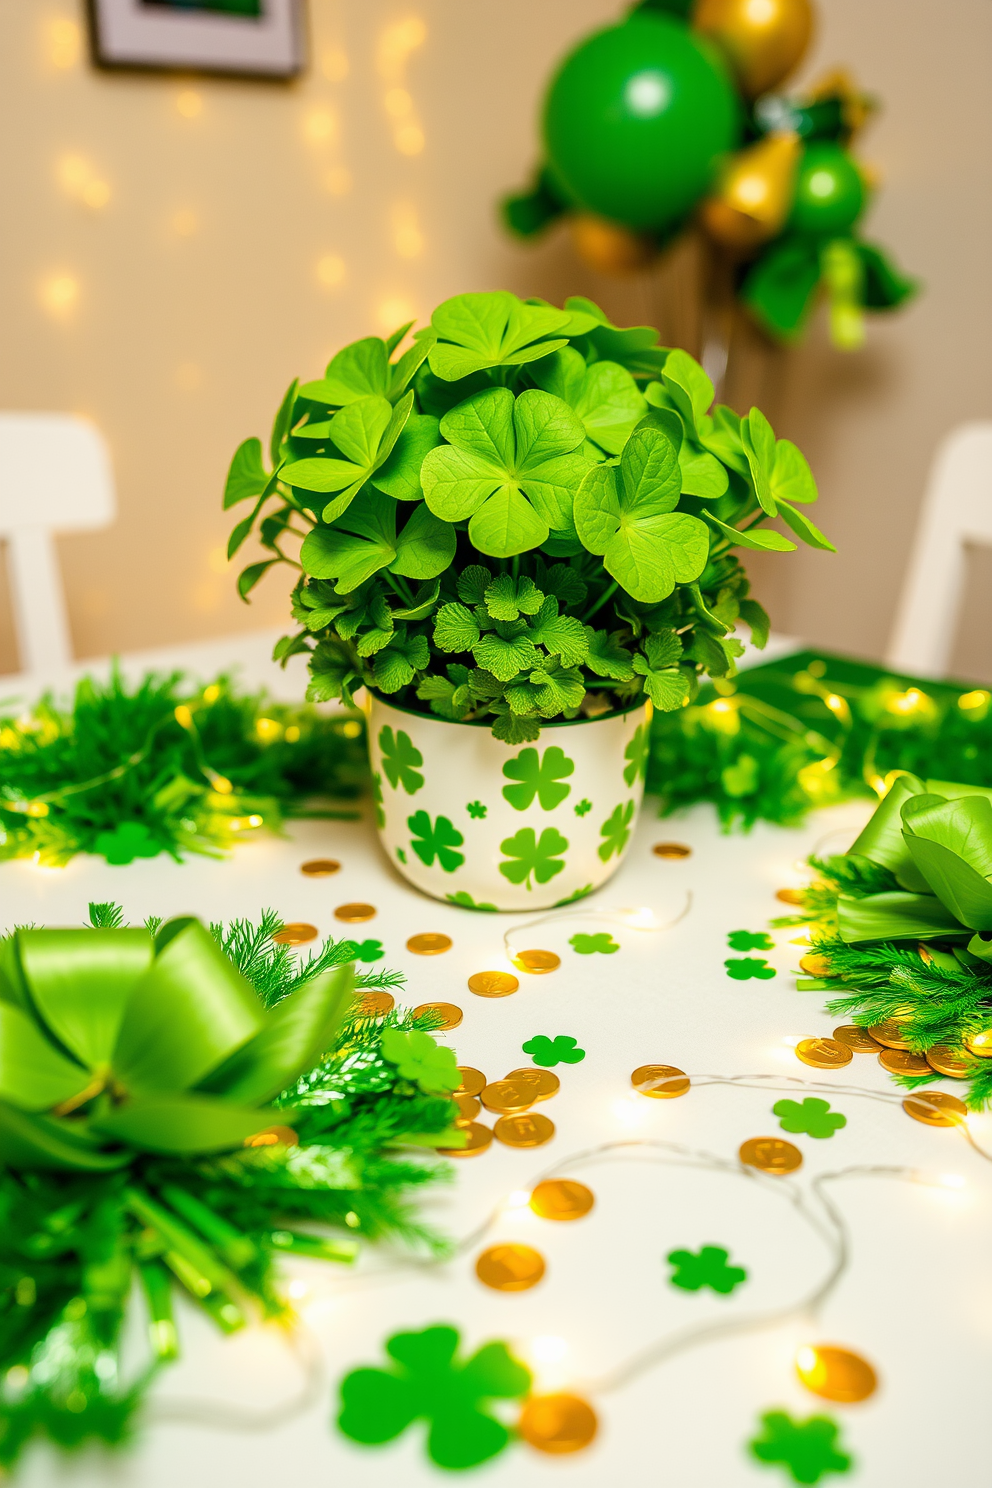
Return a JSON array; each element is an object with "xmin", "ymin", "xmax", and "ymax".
[{"xmin": 225, "ymin": 291, "xmax": 830, "ymax": 742}]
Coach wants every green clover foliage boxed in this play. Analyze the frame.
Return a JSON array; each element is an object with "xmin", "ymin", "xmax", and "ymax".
[
  {"xmin": 94, "ymin": 822, "xmax": 161, "ymax": 866},
  {"xmin": 598, "ymin": 801, "xmax": 635, "ymax": 862},
  {"xmin": 728, "ymin": 930, "xmax": 775, "ymax": 951},
  {"xmin": 499, "ymin": 827, "xmax": 568, "ymax": 889},
  {"xmin": 283, "ymin": 393, "xmax": 414, "ymax": 525},
  {"xmin": 531, "ymin": 346, "xmax": 648, "ymax": 455},
  {"xmin": 632, "ymin": 631, "xmax": 691, "ymax": 710},
  {"xmin": 300, "ymin": 488, "xmax": 455, "ymax": 593},
  {"xmin": 380, "ymin": 1029, "xmax": 460, "ymax": 1094},
  {"xmin": 569, "ymin": 932, "xmax": 619, "ymax": 954},
  {"xmin": 725, "ymin": 958, "xmax": 777, "ymax": 980},
  {"xmin": 428, "ymin": 291, "xmax": 572, "ymax": 380},
  {"xmin": 749, "ymin": 1410, "xmax": 852, "ymax": 1485},
  {"xmin": 667, "ymin": 1245, "xmax": 747, "ymax": 1295},
  {"xmin": 773, "ymin": 1098, "xmax": 847, "ymax": 1139},
  {"xmin": 408, "ymin": 812, "xmax": 465, "ymax": 873},
  {"xmin": 521, "ymin": 1034, "xmax": 585, "ymax": 1066},
  {"xmin": 378, "ymin": 726, "xmax": 424, "ymax": 795},
  {"xmin": 338, "ymin": 1324, "xmax": 531, "ymax": 1470},
  {"xmin": 299, "ymin": 329, "xmax": 432, "ymax": 407},
  {"xmin": 501, "ymin": 745, "xmax": 574, "ymax": 811}
]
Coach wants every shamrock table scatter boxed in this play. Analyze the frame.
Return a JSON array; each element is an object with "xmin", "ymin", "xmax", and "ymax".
[
  {"xmin": 773, "ymin": 1098, "xmax": 847, "ymax": 1139},
  {"xmin": 380, "ymin": 1029, "xmax": 462, "ymax": 1094},
  {"xmin": 725, "ymin": 957, "xmax": 776, "ymax": 980},
  {"xmin": 728, "ymin": 930, "xmax": 775, "ymax": 951},
  {"xmin": 522, "ymin": 1035, "xmax": 586, "ymax": 1067},
  {"xmin": 570, "ymin": 932, "xmax": 620, "ymax": 955},
  {"xmin": 748, "ymin": 1409, "xmax": 853, "ymax": 1485},
  {"xmin": 667, "ymin": 1245, "xmax": 747, "ymax": 1295}
]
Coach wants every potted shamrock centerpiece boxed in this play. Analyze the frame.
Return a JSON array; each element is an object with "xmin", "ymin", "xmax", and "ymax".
[{"xmin": 225, "ymin": 292, "xmax": 830, "ymax": 909}]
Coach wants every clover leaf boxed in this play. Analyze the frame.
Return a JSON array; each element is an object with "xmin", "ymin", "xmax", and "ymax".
[
  {"xmin": 370, "ymin": 629, "xmax": 430, "ymax": 694},
  {"xmin": 749, "ymin": 1410, "xmax": 852, "ymax": 1485},
  {"xmin": 281, "ymin": 392, "xmax": 413, "ymax": 524},
  {"xmin": 502, "ymin": 745, "xmax": 574, "ymax": 811},
  {"xmin": 378, "ymin": 726, "xmax": 424, "ymax": 794},
  {"xmin": 644, "ymin": 351, "xmax": 729, "ymax": 498},
  {"xmin": 299, "ymin": 332, "xmax": 432, "ymax": 407},
  {"xmin": 341, "ymin": 938, "xmax": 384, "ymax": 963},
  {"xmin": 428, "ymin": 291, "xmax": 571, "ymax": 381},
  {"xmin": 574, "ymin": 425, "xmax": 709, "ymax": 602},
  {"xmin": 473, "ymin": 622, "xmax": 544, "ymax": 681},
  {"xmin": 94, "ymin": 821, "xmax": 162, "ymax": 865},
  {"xmin": 569, "ymin": 932, "xmax": 619, "ymax": 954},
  {"xmin": 624, "ymin": 723, "xmax": 650, "ymax": 786},
  {"xmin": 773, "ymin": 1098, "xmax": 847, "ymax": 1140},
  {"xmin": 504, "ymin": 661, "xmax": 586, "ymax": 718},
  {"xmin": 522, "ymin": 1034, "xmax": 585, "ymax": 1066},
  {"xmin": 737, "ymin": 408, "xmax": 833, "ymax": 549},
  {"xmin": 299, "ymin": 489, "xmax": 456, "ymax": 594},
  {"xmin": 380, "ymin": 1028, "xmax": 461, "ymax": 1094},
  {"xmin": 667, "ymin": 1245, "xmax": 747, "ymax": 1295},
  {"xmin": 633, "ymin": 632, "xmax": 691, "ymax": 710},
  {"xmin": 563, "ymin": 296, "xmax": 669, "ymax": 377},
  {"xmin": 728, "ymin": 930, "xmax": 774, "ymax": 951},
  {"xmin": 338, "ymin": 1324, "xmax": 531, "ymax": 1470},
  {"xmin": 725, "ymin": 958, "xmax": 776, "ymax": 980},
  {"xmin": 527, "ymin": 596, "xmax": 589, "ymax": 665},
  {"xmin": 408, "ymin": 811, "xmax": 465, "ymax": 873},
  {"xmin": 483, "ymin": 572, "xmax": 544, "ymax": 620},
  {"xmin": 421, "ymin": 388, "xmax": 593, "ymax": 558},
  {"xmin": 531, "ymin": 347, "xmax": 647, "ymax": 455},
  {"xmin": 585, "ymin": 627, "xmax": 636, "ymax": 682},
  {"xmin": 598, "ymin": 801, "xmax": 635, "ymax": 862},
  {"xmin": 499, "ymin": 827, "xmax": 569, "ymax": 889}
]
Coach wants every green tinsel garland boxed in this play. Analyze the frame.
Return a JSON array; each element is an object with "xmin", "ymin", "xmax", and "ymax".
[
  {"xmin": 0, "ymin": 668, "xmax": 368, "ymax": 867},
  {"xmin": 0, "ymin": 906, "xmax": 458, "ymax": 1472}
]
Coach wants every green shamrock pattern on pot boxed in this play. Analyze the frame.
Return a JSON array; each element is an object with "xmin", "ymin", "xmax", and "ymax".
[
  {"xmin": 502, "ymin": 745, "xmax": 574, "ymax": 811},
  {"xmin": 408, "ymin": 811, "xmax": 465, "ymax": 873},
  {"xmin": 499, "ymin": 827, "xmax": 569, "ymax": 889},
  {"xmin": 599, "ymin": 801, "xmax": 635, "ymax": 861},
  {"xmin": 378, "ymin": 726, "xmax": 424, "ymax": 794},
  {"xmin": 623, "ymin": 723, "xmax": 649, "ymax": 786}
]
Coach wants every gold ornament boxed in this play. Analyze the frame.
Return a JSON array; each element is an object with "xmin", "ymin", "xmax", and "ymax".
[
  {"xmin": 467, "ymin": 970, "xmax": 519, "ymax": 998},
  {"xmin": 878, "ymin": 1048, "xmax": 930, "ymax": 1075},
  {"xmin": 505, "ymin": 1068, "xmax": 560, "ymax": 1101},
  {"xmin": 795, "ymin": 1344, "xmax": 878, "ymax": 1403},
  {"xmin": 867, "ymin": 1020, "xmax": 910, "ymax": 1050},
  {"xmin": 902, "ymin": 1090, "xmax": 968, "ymax": 1128},
  {"xmin": 631, "ymin": 1064, "xmax": 690, "ymax": 1098},
  {"xmin": 694, "ymin": 0, "xmax": 814, "ymax": 99},
  {"xmin": 832, "ymin": 1025, "xmax": 882, "ymax": 1054},
  {"xmin": 406, "ymin": 933, "xmax": 452, "ymax": 956},
  {"xmin": 963, "ymin": 1029, "xmax": 992, "ymax": 1058},
  {"xmin": 481, "ymin": 1080, "xmax": 535, "ymax": 1115},
  {"xmin": 739, "ymin": 1136, "xmax": 802, "ymax": 1174},
  {"xmin": 244, "ymin": 1125, "xmax": 299, "ymax": 1148},
  {"xmin": 271, "ymin": 922, "xmax": 319, "ymax": 946},
  {"xmin": 699, "ymin": 132, "xmax": 801, "ymax": 252},
  {"xmin": 334, "ymin": 902, "xmax": 377, "ymax": 923},
  {"xmin": 795, "ymin": 1037, "xmax": 852, "ymax": 1070},
  {"xmin": 438, "ymin": 1122, "xmax": 492, "ymax": 1157},
  {"xmin": 513, "ymin": 949, "xmax": 560, "ymax": 975},
  {"xmin": 775, "ymin": 888, "xmax": 805, "ymax": 905},
  {"xmin": 653, "ymin": 841, "xmax": 692, "ymax": 859},
  {"xmin": 475, "ymin": 1243, "xmax": 546, "ymax": 1292},
  {"xmin": 798, "ymin": 952, "xmax": 835, "ymax": 978},
  {"xmin": 454, "ymin": 1093, "xmax": 481, "ymax": 1125},
  {"xmin": 455, "ymin": 1066, "xmax": 486, "ymax": 1097},
  {"xmin": 300, "ymin": 857, "xmax": 340, "ymax": 876},
  {"xmin": 517, "ymin": 1393, "xmax": 598, "ymax": 1454},
  {"xmin": 413, "ymin": 1001, "xmax": 463, "ymax": 1029},
  {"xmin": 926, "ymin": 1044, "xmax": 974, "ymax": 1079},
  {"xmin": 494, "ymin": 1112, "xmax": 555, "ymax": 1148},
  {"xmin": 529, "ymin": 1179, "xmax": 595, "ymax": 1221},
  {"xmin": 570, "ymin": 214, "xmax": 657, "ymax": 276},
  {"xmin": 354, "ymin": 990, "xmax": 394, "ymax": 1017}
]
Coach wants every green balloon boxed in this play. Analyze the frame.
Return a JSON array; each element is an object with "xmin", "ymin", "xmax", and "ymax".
[
  {"xmin": 543, "ymin": 14, "xmax": 739, "ymax": 233},
  {"xmin": 788, "ymin": 144, "xmax": 866, "ymax": 237}
]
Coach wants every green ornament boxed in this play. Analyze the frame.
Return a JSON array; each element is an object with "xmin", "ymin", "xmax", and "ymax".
[
  {"xmin": 788, "ymin": 144, "xmax": 865, "ymax": 238},
  {"xmin": 543, "ymin": 13, "xmax": 739, "ymax": 232}
]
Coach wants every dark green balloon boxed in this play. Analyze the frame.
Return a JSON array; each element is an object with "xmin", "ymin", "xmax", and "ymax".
[
  {"xmin": 542, "ymin": 14, "xmax": 739, "ymax": 232},
  {"xmin": 788, "ymin": 143, "xmax": 866, "ymax": 237}
]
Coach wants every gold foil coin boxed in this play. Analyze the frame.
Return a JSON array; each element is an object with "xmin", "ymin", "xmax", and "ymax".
[
  {"xmin": 467, "ymin": 970, "xmax": 519, "ymax": 998},
  {"xmin": 413, "ymin": 1001, "xmax": 463, "ymax": 1029},
  {"xmin": 513, "ymin": 949, "xmax": 560, "ymax": 975},
  {"xmin": 878, "ymin": 1048, "xmax": 930, "ymax": 1075},
  {"xmin": 334, "ymin": 902, "xmax": 376, "ymax": 923},
  {"xmin": 926, "ymin": 1044, "xmax": 974, "ymax": 1078},
  {"xmin": 963, "ymin": 1029, "xmax": 992, "ymax": 1058},
  {"xmin": 354, "ymin": 990, "xmax": 394, "ymax": 1017},
  {"xmin": 481, "ymin": 1080, "xmax": 535, "ymax": 1115},
  {"xmin": 300, "ymin": 858, "xmax": 340, "ymax": 876},
  {"xmin": 795, "ymin": 1037, "xmax": 853, "ymax": 1070},
  {"xmin": 739, "ymin": 1137, "xmax": 803, "ymax": 1175},
  {"xmin": 867, "ymin": 1020, "xmax": 910, "ymax": 1050},
  {"xmin": 653, "ymin": 842, "xmax": 691, "ymax": 859},
  {"xmin": 438, "ymin": 1122, "xmax": 492, "ymax": 1157},
  {"xmin": 902, "ymin": 1090, "xmax": 968, "ymax": 1127},
  {"xmin": 475, "ymin": 1243, "xmax": 546, "ymax": 1292},
  {"xmin": 631, "ymin": 1064, "xmax": 690, "ymax": 1098},
  {"xmin": 245, "ymin": 1125, "xmax": 299, "ymax": 1148},
  {"xmin": 505, "ymin": 1068, "xmax": 560, "ymax": 1101},
  {"xmin": 271, "ymin": 922, "xmax": 319, "ymax": 946},
  {"xmin": 454, "ymin": 1093, "xmax": 481, "ymax": 1125},
  {"xmin": 518, "ymin": 1393, "xmax": 598, "ymax": 1454},
  {"xmin": 529, "ymin": 1179, "xmax": 594, "ymax": 1221},
  {"xmin": 407, "ymin": 932, "xmax": 452, "ymax": 956},
  {"xmin": 455, "ymin": 1066, "xmax": 486, "ymax": 1097},
  {"xmin": 796, "ymin": 1345, "xmax": 878, "ymax": 1404},
  {"xmin": 799, "ymin": 953, "xmax": 833, "ymax": 977},
  {"xmin": 833, "ymin": 1025, "xmax": 882, "ymax": 1053},
  {"xmin": 776, "ymin": 888, "xmax": 805, "ymax": 905},
  {"xmin": 494, "ymin": 1112, "xmax": 555, "ymax": 1148}
]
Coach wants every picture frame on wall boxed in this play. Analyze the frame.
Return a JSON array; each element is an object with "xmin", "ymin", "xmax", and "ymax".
[{"xmin": 86, "ymin": 0, "xmax": 305, "ymax": 80}]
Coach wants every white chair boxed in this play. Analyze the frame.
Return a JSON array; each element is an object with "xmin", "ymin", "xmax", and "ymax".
[
  {"xmin": 0, "ymin": 414, "xmax": 115, "ymax": 674},
  {"xmin": 887, "ymin": 422, "xmax": 992, "ymax": 678}
]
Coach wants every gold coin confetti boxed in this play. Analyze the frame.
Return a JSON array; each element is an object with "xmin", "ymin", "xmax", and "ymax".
[
  {"xmin": 454, "ymin": 1066, "xmax": 486, "ymax": 1097},
  {"xmin": 494, "ymin": 1112, "xmax": 555, "ymax": 1148},
  {"xmin": 739, "ymin": 1137, "xmax": 803, "ymax": 1175},
  {"xmin": 481, "ymin": 1080, "xmax": 535, "ymax": 1115},
  {"xmin": 513, "ymin": 949, "xmax": 560, "ymax": 974},
  {"xmin": 867, "ymin": 1020, "xmax": 910, "ymax": 1050},
  {"xmin": 518, "ymin": 1393, "xmax": 598, "ymax": 1454},
  {"xmin": 926, "ymin": 1043, "xmax": 974, "ymax": 1078},
  {"xmin": 467, "ymin": 970, "xmax": 519, "ymax": 997},
  {"xmin": 631, "ymin": 1064, "xmax": 690, "ymax": 1098},
  {"xmin": 354, "ymin": 990, "xmax": 394, "ymax": 1017},
  {"xmin": 300, "ymin": 858, "xmax": 340, "ymax": 876},
  {"xmin": 334, "ymin": 902, "xmax": 377, "ymax": 923},
  {"xmin": 438, "ymin": 1122, "xmax": 492, "ymax": 1157},
  {"xmin": 795, "ymin": 1037, "xmax": 853, "ymax": 1070},
  {"xmin": 833, "ymin": 1025, "xmax": 883, "ymax": 1053},
  {"xmin": 413, "ymin": 1001, "xmax": 463, "ymax": 1029},
  {"xmin": 475, "ymin": 1243, "xmax": 546, "ymax": 1292},
  {"xmin": 505, "ymin": 1068, "xmax": 560, "ymax": 1101},
  {"xmin": 902, "ymin": 1089, "xmax": 969, "ymax": 1127},
  {"xmin": 244, "ymin": 1125, "xmax": 298, "ymax": 1148},
  {"xmin": 776, "ymin": 888, "xmax": 806, "ymax": 905},
  {"xmin": 963, "ymin": 1029, "xmax": 992, "ymax": 1058},
  {"xmin": 454, "ymin": 1093, "xmax": 481, "ymax": 1125},
  {"xmin": 271, "ymin": 922, "xmax": 319, "ymax": 946},
  {"xmin": 653, "ymin": 841, "xmax": 691, "ymax": 859},
  {"xmin": 795, "ymin": 1345, "xmax": 878, "ymax": 1403},
  {"xmin": 529, "ymin": 1179, "xmax": 595, "ymax": 1221},
  {"xmin": 407, "ymin": 932, "xmax": 452, "ymax": 956},
  {"xmin": 878, "ymin": 1048, "xmax": 930, "ymax": 1075},
  {"xmin": 799, "ymin": 953, "xmax": 833, "ymax": 977}
]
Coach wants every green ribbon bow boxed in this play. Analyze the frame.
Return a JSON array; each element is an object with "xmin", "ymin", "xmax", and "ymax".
[
  {"xmin": 837, "ymin": 774, "xmax": 992, "ymax": 965},
  {"xmin": 0, "ymin": 918, "xmax": 353, "ymax": 1171}
]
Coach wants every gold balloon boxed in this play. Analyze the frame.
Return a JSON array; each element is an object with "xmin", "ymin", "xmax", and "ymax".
[
  {"xmin": 699, "ymin": 132, "xmax": 801, "ymax": 252},
  {"xmin": 570, "ymin": 214, "xmax": 657, "ymax": 276},
  {"xmin": 694, "ymin": 0, "xmax": 814, "ymax": 99}
]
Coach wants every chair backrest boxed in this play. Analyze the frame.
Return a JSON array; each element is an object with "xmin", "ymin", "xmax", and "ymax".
[
  {"xmin": 886, "ymin": 422, "xmax": 992, "ymax": 678},
  {"xmin": 0, "ymin": 414, "xmax": 116, "ymax": 674}
]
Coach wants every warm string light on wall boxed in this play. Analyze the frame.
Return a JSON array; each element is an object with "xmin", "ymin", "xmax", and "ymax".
[
  {"xmin": 377, "ymin": 17, "xmax": 427, "ymax": 158},
  {"xmin": 44, "ymin": 16, "xmax": 81, "ymax": 71},
  {"xmin": 39, "ymin": 273, "xmax": 79, "ymax": 320},
  {"xmin": 57, "ymin": 154, "xmax": 111, "ymax": 211}
]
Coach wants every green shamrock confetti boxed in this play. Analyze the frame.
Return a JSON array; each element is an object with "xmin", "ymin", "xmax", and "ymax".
[
  {"xmin": 501, "ymin": 745, "xmax": 574, "ymax": 811},
  {"xmin": 728, "ymin": 930, "xmax": 775, "ymax": 951},
  {"xmin": 574, "ymin": 798, "xmax": 592, "ymax": 816},
  {"xmin": 341, "ymin": 938, "xmax": 385, "ymax": 963},
  {"xmin": 378, "ymin": 725, "xmax": 424, "ymax": 794},
  {"xmin": 522, "ymin": 1034, "xmax": 585, "ymax": 1066},
  {"xmin": 667, "ymin": 1245, "xmax": 747, "ymax": 1295},
  {"xmin": 773, "ymin": 1098, "xmax": 847, "ymax": 1140},
  {"xmin": 338, "ymin": 1323, "xmax": 532, "ymax": 1470},
  {"xmin": 466, "ymin": 801, "xmax": 487, "ymax": 819},
  {"xmin": 408, "ymin": 811, "xmax": 465, "ymax": 873},
  {"xmin": 598, "ymin": 801, "xmax": 635, "ymax": 862},
  {"xmin": 380, "ymin": 1028, "xmax": 461, "ymax": 1095},
  {"xmin": 623, "ymin": 722, "xmax": 649, "ymax": 786},
  {"xmin": 499, "ymin": 827, "xmax": 568, "ymax": 889},
  {"xmin": 93, "ymin": 821, "xmax": 162, "ymax": 865},
  {"xmin": 445, "ymin": 891, "xmax": 498, "ymax": 912},
  {"xmin": 725, "ymin": 958, "xmax": 776, "ymax": 980},
  {"xmin": 569, "ymin": 932, "xmax": 619, "ymax": 955},
  {"xmin": 749, "ymin": 1410, "xmax": 852, "ymax": 1485}
]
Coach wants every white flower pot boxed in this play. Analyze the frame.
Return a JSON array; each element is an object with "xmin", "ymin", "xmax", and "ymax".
[{"xmin": 366, "ymin": 695, "xmax": 652, "ymax": 911}]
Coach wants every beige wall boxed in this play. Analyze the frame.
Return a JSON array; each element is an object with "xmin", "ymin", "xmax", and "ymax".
[{"xmin": 0, "ymin": 0, "xmax": 989, "ymax": 679}]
